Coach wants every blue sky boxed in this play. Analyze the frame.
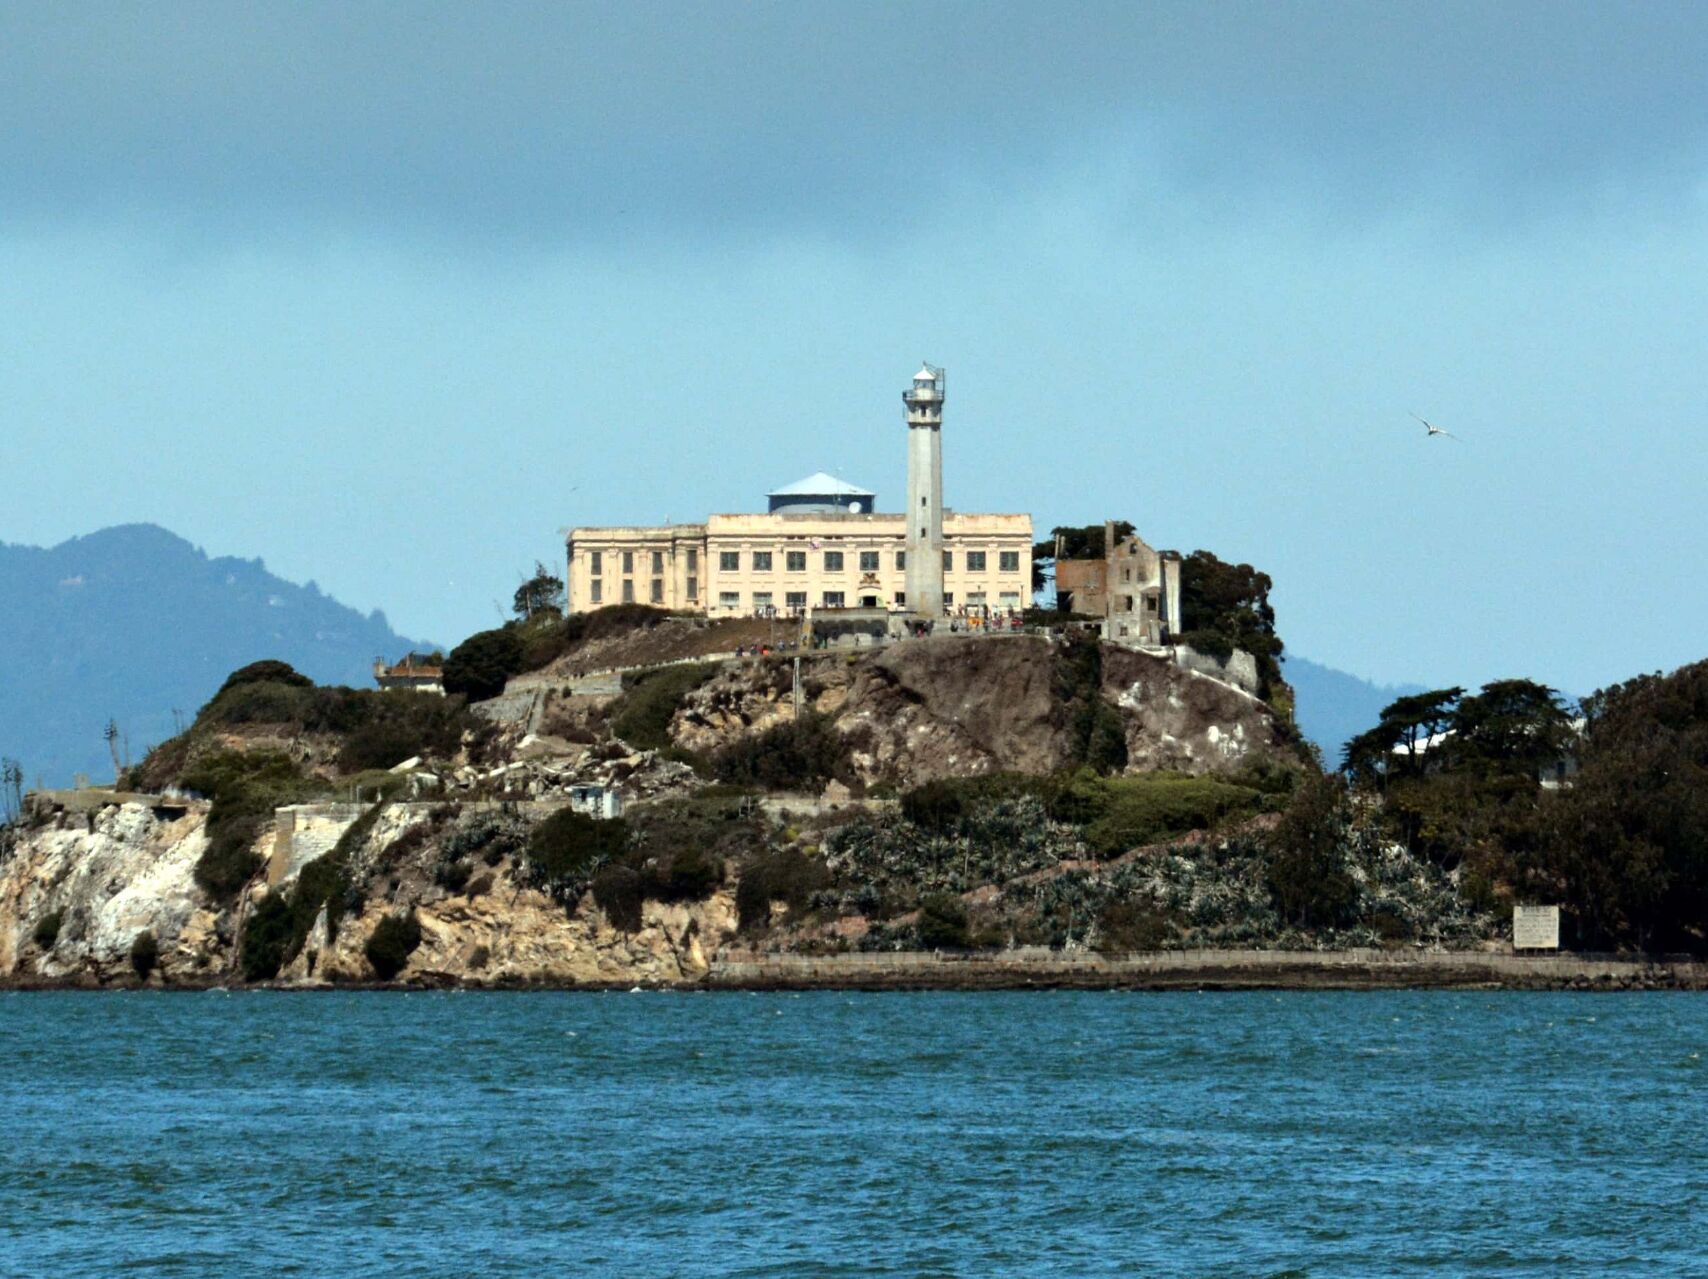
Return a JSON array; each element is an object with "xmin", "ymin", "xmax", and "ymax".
[{"xmin": 3, "ymin": 1, "xmax": 1705, "ymax": 695}]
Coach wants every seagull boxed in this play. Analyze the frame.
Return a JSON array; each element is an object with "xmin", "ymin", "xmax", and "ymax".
[{"xmin": 1411, "ymin": 412, "xmax": 1459, "ymax": 441}]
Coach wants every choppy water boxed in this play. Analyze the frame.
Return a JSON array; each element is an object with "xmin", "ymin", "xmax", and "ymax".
[{"xmin": 1, "ymin": 990, "xmax": 1704, "ymax": 1277}]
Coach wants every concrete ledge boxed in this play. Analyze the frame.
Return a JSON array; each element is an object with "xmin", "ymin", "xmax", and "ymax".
[{"xmin": 705, "ymin": 947, "xmax": 1708, "ymax": 991}]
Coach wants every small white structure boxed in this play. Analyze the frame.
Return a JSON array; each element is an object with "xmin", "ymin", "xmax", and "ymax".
[{"xmin": 568, "ymin": 783, "xmax": 623, "ymax": 820}]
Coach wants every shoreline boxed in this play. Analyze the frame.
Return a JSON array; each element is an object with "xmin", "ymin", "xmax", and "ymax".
[{"xmin": 7, "ymin": 947, "xmax": 1707, "ymax": 992}]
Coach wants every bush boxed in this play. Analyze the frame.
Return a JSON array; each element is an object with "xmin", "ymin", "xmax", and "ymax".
[
  {"xmin": 736, "ymin": 849, "xmax": 831, "ymax": 932},
  {"xmin": 592, "ymin": 865, "xmax": 644, "ymax": 932},
  {"xmin": 1265, "ymin": 772, "xmax": 1357, "ymax": 929},
  {"xmin": 215, "ymin": 660, "xmax": 313, "ymax": 698},
  {"xmin": 443, "ymin": 627, "xmax": 525, "ymax": 701},
  {"xmin": 184, "ymin": 751, "xmax": 326, "ymax": 900},
  {"xmin": 241, "ymin": 893, "xmax": 294, "ymax": 982},
  {"xmin": 1095, "ymin": 902, "xmax": 1175, "ymax": 953},
  {"xmin": 1083, "ymin": 774, "xmax": 1264, "ymax": 858},
  {"xmin": 129, "ymin": 930, "xmax": 159, "ymax": 979},
  {"xmin": 711, "ymin": 713, "xmax": 851, "ymax": 792},
  {"xmin": 32, "ymin": 909, "xmax": 63, "ymax": 950},
  {"xmin": 365, "ymin": 912, "xmax": 422, "ymax": 980},
  {"xmin": 521, "ymin": 809, "xmax": 630, "ymax": 903},
  {"xmin": 646, "ymin": 845, "xmax": 724, "ymax": 902},
  {"xmin": 916, "ymin": 892, "xmax": 970, "ymax": 949},
  {"xmin": 609, "ymin": 663, "xmax": 720, "ymax": 751}
]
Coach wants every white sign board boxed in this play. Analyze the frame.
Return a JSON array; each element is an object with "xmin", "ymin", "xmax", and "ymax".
[{"xmin": 1513, "ymin": 905, "xmax": 1561, "ymax": 951}]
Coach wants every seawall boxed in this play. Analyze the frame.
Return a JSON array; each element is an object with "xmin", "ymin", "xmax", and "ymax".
[{"xmin": 703, "ymin": 947, "xmax": 1708, "ymax": 991}]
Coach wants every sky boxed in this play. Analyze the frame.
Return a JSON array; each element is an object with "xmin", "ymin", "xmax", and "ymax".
[{"xmin": 3, "ymin": 1, "xmax": 1706, "ymax": 697}]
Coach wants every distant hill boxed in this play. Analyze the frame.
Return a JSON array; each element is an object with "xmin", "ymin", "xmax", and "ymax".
[
  {"xmin": 1285, "ymin": 656, "xmax": 1426, "ymax": 766},
  {"xmin": 0, "ymin": 524, "xmax": 434, "ymax": 787}
]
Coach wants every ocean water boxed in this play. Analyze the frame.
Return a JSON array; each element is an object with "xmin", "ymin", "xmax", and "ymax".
[{"xmin": 1, "ymin": 991, "xmax": 1704, "ymax": 1278}]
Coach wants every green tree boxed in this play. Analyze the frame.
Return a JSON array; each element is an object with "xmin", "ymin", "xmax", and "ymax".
[
  {"xmin": 512, "ymin": 561, "xmax": 566, "ymax": 619},
  {"xmin": 443, "ymin": 627, "xmax": 525, "ymax": 701},
  {"xmin": 1177, "ymin": 550, "xmax": 1285, "ymax": 700},
  {"xmin": 1342, "ymin": 687, "xmax": 1464, "ymax": 782},
  {"xmin": 1265, "ymin": 772, "xmax": 1356, "ymax": 929},
  {"xmin": 1449, "ymin": 679, "xmax": 1573, "ymax": 779}
]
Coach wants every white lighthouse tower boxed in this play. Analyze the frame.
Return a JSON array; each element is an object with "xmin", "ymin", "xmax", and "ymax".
[{"xmin": 903, "ymin": 362, "xmax": 945, "ymax": 618}]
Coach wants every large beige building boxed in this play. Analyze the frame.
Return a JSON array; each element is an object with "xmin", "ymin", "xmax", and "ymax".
[{"xmin": 565, "ymin": 366, "xmax": 1032, "ymax": 619}]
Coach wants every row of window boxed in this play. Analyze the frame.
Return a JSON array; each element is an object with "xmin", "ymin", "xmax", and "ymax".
[
  {"xmin": 588, "ymin": 548, "xmax": 1022, "ymax": 575},
  {"xmin": 709, "ymin": 589, "xmax": 1026, "ymax": 610},
  {"xmin": 589, "ymin": 577, "xmax": 699, "ymax": 605}
]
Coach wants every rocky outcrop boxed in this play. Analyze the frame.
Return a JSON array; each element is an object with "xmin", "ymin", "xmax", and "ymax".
[
  {"xmin": 1101, "ymin": 645, "xmax": 1293, "ymax": 773},
  {"xmin": 0, "ymin": 799, "xmax": 737, "ymax": 988},
  {"xmin": 0, "ymin": 801, "xmax": 228, "ymax": 983},
  {"xmin": 675, "ymin": 635, "xmax": 1298, "ymax": 783}
]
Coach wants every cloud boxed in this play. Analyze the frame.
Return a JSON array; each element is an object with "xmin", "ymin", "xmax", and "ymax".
[{"xmin": 4, "ymin": 1, "xmax": 1706, "ymax": 242}]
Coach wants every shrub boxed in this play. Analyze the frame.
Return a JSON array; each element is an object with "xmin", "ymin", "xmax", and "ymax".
[
  {"xmin": 736, "ymin": 849, "xmax": 831, "ymax": 933},
  {"xmin": 609, "ymin": 663, "xmax": 720, "ymax": 751},
  {"xmin": 129, "ymin": 930, "xmax": 159, "ymax": 979},
  {"xmin": 241, "ymin": 893, "xmax": 294, "ymax": 982},
  {"xmin": 215, "ymin": 660, "xmax": 313, "ymax": 698},
  {"xmin": 32, "ymin": 909, "xmax": 63, "ymax": 950},
  {"xmin": 710, "ymin": 712, "xmax": 851, "ymax": 792},
  {"xmin": 592, "ymin": 865, "xmax": 644, "ymax": 932},
  {"xmin": 521, "ymin": 809, "xmax": 630, "ymax": 903},
  {"xmin": 1083, "ymin": 774, "xmax": 1264, "ymax": 858},
  {"xmin": 1096, "ymin": 902, "xmax": 1175, "ymax": 953},
  {"xmin": 1265, "ymin": 772, "xmax": 1357, "ymax": 929},
  {"xmin": 184, "ymin": 751, "xmax": 326, "ymax": 900},
  {"xmin": 916, "ymin": 892, "xmax": 970, "ymax": 949},
  {"xmin": 644, "ymin": 845, "xmax": 724, "ymax": 903},
  {"xmin": 365, "ymin": 912, "xmax": 422, "ymax": 980},
  {"xmin": 443, "ymin": 627, "xmax": 525, "ymax": 701}
]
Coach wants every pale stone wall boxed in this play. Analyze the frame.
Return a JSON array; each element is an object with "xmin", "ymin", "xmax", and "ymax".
[
  {"xmin": 565, "ymin": 524, "xmax": 707, "ymax": 615},
  {"xmin": 567, "ymin": 512, "xmax": 1031, "ymax": 619}
]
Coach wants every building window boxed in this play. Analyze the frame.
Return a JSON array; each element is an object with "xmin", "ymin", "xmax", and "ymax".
[
  {"xmin": 719, "ymin": 551, "xmax": 740, "ymax": 572},
  {"xmin": 824, "ymin": 551, "xmax": 844, "ymax": 571},
  {"xmin": 590, "ymin": 579, "xmax": 603, "ymax": 604},
  {"xmin": 895, "ymin": 550, "xmax": 906, "ymax": 570},
  {"xmin": 1121, "ymin": 595, "xmax": 1134, "ymax": 611},
  {"xmin": 1147, "ymin": 595, "xmax": 1159, "ymax": 613},
  {"xmin": 1122, "ymin": 567, "xmax": 1131, "ymax": 582},
  {"xmin": 999, "ymin": 591, "xmax": 1020, "ymax": 604},
  {"xmin": 786, "ymin": 550, "xmax": 806, "ymax": 572},
  {"xmin": 687, "ymin": 547, "xmax": 698, "ymax": 572},
  {"xmin": 785, "ymin": 591, "xmax": 807, "ymax": 611},
  {"xmin": 943, "ymin": 550, "xmax": 953, "ymax": 572},
  {"xmin": 719, "ymin": 591, "xmax": 740, "ymax": 609},
  {"xmin": 944, "ymin": 592, "xmax": 954, "ymax": 606},
  {"xmin": 859, "ymin": 551, "xmax": 879, "ymax": 572},
  {"xmin": 752, "ymin": 551, "xmax": 773, "ymax": 571},
  {"xmin": 621, "ymin": 551, "xmax": 633, "ymax": 574},
  {"xmin": 894, "ymin": 591, "xmax": 906, "ymax": 606},
  {"xmin": 966, "ymin": 551, "xmax": 987, "ymax": 572},
  {"xmin": 622, "ymin": 579, "xmax": 634, "ymax": 603},
  {"xmin": 1000, "ymin": 551, "xmax": 1019, "ymax": 573},
  {"xmin": 652, "ymin": 551, "xmax": 664, "ymax": 574},
  {"xmin": 822, "ymin": 591, "xmax": 845, "ymax": 608},
  {"xmin": 753, "ymin": 591, "xmax": 773, "ymax": 612},
  {"xmin": 589, "ymin": 550, "xmax": 602, "ymax": 576},
  {"xmin": 686, "ymin": 576, "xmax": 698, "ymax": 600},
  {"xmin": 650, "ymin": 578, "xmax": 663, "ymax": 603},
  {"xmin": 967, "ymin": 591, "xmax": 987, "ymax": 606}
]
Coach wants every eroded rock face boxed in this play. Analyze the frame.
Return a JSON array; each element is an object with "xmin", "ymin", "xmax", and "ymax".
[
  {"xmin": 674, "ymin": 635, "xmax": 1297, "ymax": 784},
  {"xmin": 0, "ymin": 803, "xmax": 227, "ymax": 983},
  {"xmin": 287, "ymin": 881, "xmax": 738, "ymax": 987},
  {"xmin": 1101, "ymin": 646, "xmax": 1294, "ymax": 774}
]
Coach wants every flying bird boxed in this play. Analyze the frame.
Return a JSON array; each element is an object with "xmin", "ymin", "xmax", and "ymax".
[{"xmin": 1410, "ymin": 412, "xmax": 1459, "ymax": 441}]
